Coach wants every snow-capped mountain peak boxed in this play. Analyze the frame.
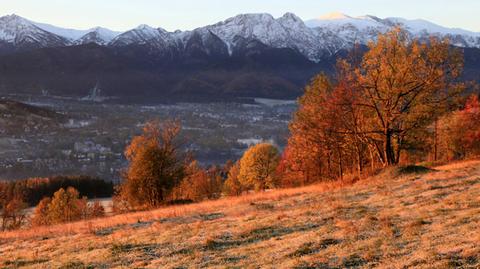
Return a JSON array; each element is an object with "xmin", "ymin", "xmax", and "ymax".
[
  {"xmin": 0, "ymin": 14, "xmax": 123, "ymax": 48},
  {"xmin": 306, "ymin": 12, "xmax": 382, "ymax": 30},
  {"xmin": 0, "ymin": 14, "xmax": 69, "ymax": 48},
  {"xmin": 0, "ymin": 14, "xmax": 38, "ymax": 32},
  {"xmin": 385, "ymin": 17, "xmax": 478, "ymax": 36},
  {"xmin": 318, "ymin": 12, "xmax": 352, "ymax": 20},
  {"xmin": 0, "ymin": 12, "xmax": 479, "ymax": 62},
  {"xmin": 135, "ymin": 24, "xmax": 155, "ymax": 31},
  {"xmin": 281, "ymin": 12, "xmax": 303, "ymax": 21},
  {"xmin": 278, "ymin": 12, "xmax": 305, "ymax": 28},
  {"xmin": 110, "ymin": 24, "xmax": 171, "ymax": 47},
  {"xmin": 75, "ymin": 27, "xmax": 121, "ymax": 45}
]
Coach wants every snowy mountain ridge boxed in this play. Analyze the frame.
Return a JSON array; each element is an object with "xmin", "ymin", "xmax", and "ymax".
[
  {"xmin": 0, "ymin": 14, "xmax": 121, "ymax": 48},
  {"xmin": 0, "ymin": 12, "xmax": 479, "ymax": 62}
]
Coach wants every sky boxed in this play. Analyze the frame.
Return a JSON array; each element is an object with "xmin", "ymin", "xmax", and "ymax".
[{"xmin": 0, "ymin": 0, "xmax": 479, "ymax": 32}]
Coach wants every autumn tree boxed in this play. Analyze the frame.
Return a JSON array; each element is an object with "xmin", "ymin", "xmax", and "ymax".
[
  {"xmin": 280, "ymin": 74, "xmax": 352, "ymax": 184},
  {"xmin": 438, "ymin": 95, "xmax": 480, "ymax": 159},
  {"xmin": 0, "ymin": 195, "xmax": 27, "ymax": 231},
  {"xmin": 223, "ymin": 161, "xmax": 243, "ymax": 196},
  {"xmin": 282, "ymin": 28, "xmax": 465, "ymax": 185},
  {"xmin": 117, "ymin": 120, "xmax": 186, "ymax": 208},
  {"xmin": 238, "ymin": 143, "xmax": 280, "ymax": 191},
  {"xmin": 0, "ymin": 182, "xmax": 28, "ymax": 231},
  {"xmin": 345, "ymin": 28, "xmax": 464, "ymax": 165},
  {"xmin": 459, "ymin": 95, "xmax": 480, "ymax": 155},
  {"xmin": 31, "ymin": 187, "xmax": 105, "ymax": 226},
  {"xmin": 173, "ymin": 161, "xmax": 222, "ymax": 202},
  {"xmin": 47, "ymin": 187, "xmax": 88, "ymax": 224},
  {"xmin": 31, "ymin": 197, "xmax": 51, "ymax": 226}
]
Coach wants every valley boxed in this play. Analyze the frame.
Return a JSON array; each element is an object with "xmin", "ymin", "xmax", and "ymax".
[{"xmin": 0, "ymin": 96, "xmax": 295, "ymax": 181}]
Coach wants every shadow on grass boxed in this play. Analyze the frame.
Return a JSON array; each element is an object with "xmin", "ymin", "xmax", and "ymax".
[
  {"xmin": 3, "ymin": 259, "xmax": 49, "ymax": 268},
  {"xmin": 205, "ymin": 223, "xmax": 321, "ymax": 251},
  {"xmin": 289, "ymin": 238, "xmax": 342, "ymax": 257}
]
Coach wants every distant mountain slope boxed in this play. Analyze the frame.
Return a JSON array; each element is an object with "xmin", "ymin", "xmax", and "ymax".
[
  {"xmin": 0, "ymin": 99, "xmax": 62, "ymax": 119},
  {"xmin": 306, "ymin": 12, "xmax": 480, "ymax": 49},
  {"xmin": 0, "ymin": 12, "xmax": 478, "ymax": 102},
  {"xmin": 0, "ymin": 99, "xmax": 65, "ymax": 134},
  {"xmin": 0, "ymin": 14, "xmax": 69, "ymax": 53},
  {"xmin": 0, "ymin": 42, "xmax": 325, "ymax": 102},
  {"xmin": 74, "ymin": 27, "xmax": 120, "ymax": 45}
]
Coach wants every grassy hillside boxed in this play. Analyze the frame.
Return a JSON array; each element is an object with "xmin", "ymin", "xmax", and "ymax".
[{"xmin": 1, "ymin": 160, "xmax": 480, "ymax": 268}]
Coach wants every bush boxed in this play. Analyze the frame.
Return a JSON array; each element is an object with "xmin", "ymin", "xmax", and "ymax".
[
  {"xmin": 88, "ymin": 201, "xmax": 105, "ymax": 218},
  {"xmin": 173, "ymin": 161, "xmax": 223, "ymax": 202},
  {"xmin": 32, "ymin": 187, "xmax": 105, "ymax": 226}
]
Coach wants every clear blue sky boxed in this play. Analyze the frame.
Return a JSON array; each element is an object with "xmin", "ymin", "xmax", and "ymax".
[{"xmin": 1, "ymin": 0, "xmax": 478, "ymax": 32}]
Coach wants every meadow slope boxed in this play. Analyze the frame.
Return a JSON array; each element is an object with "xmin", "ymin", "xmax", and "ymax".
[{"xmin": 1, "ymin": 160, "xmax": 480, "ymax": 268}]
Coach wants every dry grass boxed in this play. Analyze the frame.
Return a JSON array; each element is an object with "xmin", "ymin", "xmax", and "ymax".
[{"xmin": 1, "ymin": 160, "xmax": 480, "ymax": 268}]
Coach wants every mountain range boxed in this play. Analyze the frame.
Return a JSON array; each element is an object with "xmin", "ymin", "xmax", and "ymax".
[{"xmin": 0, "ymin": 12, "xmax": 479, "ymax": 102}]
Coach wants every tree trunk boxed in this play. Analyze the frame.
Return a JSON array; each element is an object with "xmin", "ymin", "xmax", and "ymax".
[
  {"xmin": 338, "ymin": 147, "xmax": 344, "ymax": 180},
  {"xmin": 394, "ymin": 135, "xmax": 403, "ymax": 165},
  {"xmin": 369, "ymin": 145, "xmax": 375, "ymax": 172},
  {"xmin": 356, "ymin": 145, "xmax": 363, "ymax": 178},
  {"xmin": 327, "ymin": 152, "xmax": 332, "ymax": 178},
  {"xmin": 434, "ymin": 118, "xmax": 438, "ymax": 161},
  {"xmin": 384, "ymin": 129, "xmax": 395, "ymax": 166}
]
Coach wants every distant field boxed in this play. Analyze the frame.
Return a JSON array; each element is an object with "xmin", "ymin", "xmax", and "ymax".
[
  {"xmin": 0, "ymin": 96, "xmax": 295, "ymax": 180},
  {"xmin": 1, "ymin": 160, "xmax": 480, "ymax": 268},
  {"xmin": 254, "ymin": 98, "xmax": 297, "ymax": 107}
]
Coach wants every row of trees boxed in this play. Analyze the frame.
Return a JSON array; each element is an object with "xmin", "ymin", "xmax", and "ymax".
[
  {"xmin": 114, "ymin": 120, "xmax": 283, "ymax": 210},
  {"xmin": 32, "ymin": 187, "xmax": 105, "ymax": 226},
  {"xmin": 0, "ymin": 175, "xmax": 112, "ymax": 230},
  {"xmin": 0, "ymin": 175, "xmax": 113, "ymax": 207},
  {"xmin": 1, "ymin": 186, "xmax": 106, "ymax": 230},
  {"xmin": 279, "ymin": 29, "xmax": 469, "ymax": 184},
  {"xmin": 438, "ymin": 95, "xmax": 480, "ymax": 159}
]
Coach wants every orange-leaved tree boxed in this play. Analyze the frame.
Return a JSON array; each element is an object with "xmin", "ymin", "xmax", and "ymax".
[
  {"xmin": 117, "ymin": 120, "xmax": 186, "ymax": 208},
  {"xmin": 282, "ymin": 28, "xmax": 465, "ymax": 186},
  {"xmin": 173, "ymin": 161, "xmax": 223, "ymax": 202},
  {"xmin": 238, "ymin": 143, "xmax": 280, "ymax": 191},
  {"xmin": 438, "ymin": 94, "xmax": 480, "ymax": 159},
  {"xmin": 223, "ymin": 161, "xmax": 243, "ymax": 196},
  {"xmin": 346, "ymin": 28, "xmax": 464, "ymax": 165}
]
